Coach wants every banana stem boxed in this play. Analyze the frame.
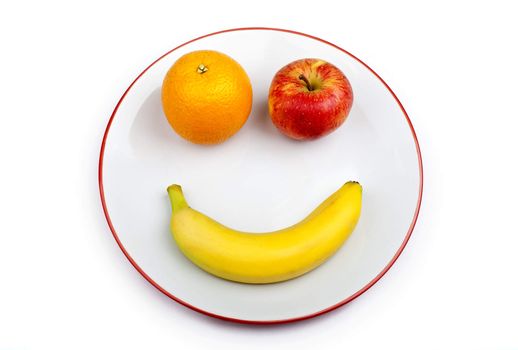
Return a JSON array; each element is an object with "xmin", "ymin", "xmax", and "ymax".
[{"xmin": 167, "ymin": 185, "xmax": 188, "ymax": 213}]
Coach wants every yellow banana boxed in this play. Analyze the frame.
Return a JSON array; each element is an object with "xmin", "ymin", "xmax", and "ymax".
[{"xmin": 167, "ymin": 181, "xmax": 362, "ymax": 284}]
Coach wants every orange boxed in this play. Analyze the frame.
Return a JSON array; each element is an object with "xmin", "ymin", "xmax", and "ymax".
[{"xmin": 161, "ymin": 50, "xmax": 253, "ymax": 145}]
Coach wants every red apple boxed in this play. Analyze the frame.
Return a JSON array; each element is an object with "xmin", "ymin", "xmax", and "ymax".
[{"xmin": 268, "ymin": 58, "xmax": 353, "ymax": 140}]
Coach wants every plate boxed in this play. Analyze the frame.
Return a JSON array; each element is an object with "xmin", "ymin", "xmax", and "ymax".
[{"xmin": 99, "ymin": 28, "xmax": 423, "ymax": 324}]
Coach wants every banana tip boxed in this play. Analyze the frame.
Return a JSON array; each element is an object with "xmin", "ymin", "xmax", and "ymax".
[{"xmin": 346, "ymin": 181, "xmax": 362, "ymax": 191}]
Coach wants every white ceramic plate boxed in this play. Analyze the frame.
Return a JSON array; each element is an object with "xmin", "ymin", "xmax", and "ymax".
[{"xmin": 99, "ymin": 28, "xmax": 423, "ymax": 324}]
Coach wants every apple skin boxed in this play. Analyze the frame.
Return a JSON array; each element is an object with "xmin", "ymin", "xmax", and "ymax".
[{"xmin": 268, "ymin": 58, "xmax": 353, "ymax": 140}]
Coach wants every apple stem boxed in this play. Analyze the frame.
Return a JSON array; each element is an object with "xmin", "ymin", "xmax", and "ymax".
[{"xmin": 298, "ymin": 74, "xmax": 313, "ymax": 91}]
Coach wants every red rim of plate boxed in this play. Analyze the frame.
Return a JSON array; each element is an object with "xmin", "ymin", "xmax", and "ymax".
[{"xmin": 98, "ymin": 27, "xmax": 423, "ymax": 325}]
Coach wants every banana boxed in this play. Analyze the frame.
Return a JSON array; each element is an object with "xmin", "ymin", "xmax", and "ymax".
[{"xmin": 167, "ymin": 181, "xmax": 362, "ymax": 284}]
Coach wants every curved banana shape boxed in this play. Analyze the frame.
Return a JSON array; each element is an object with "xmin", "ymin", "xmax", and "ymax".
[{"xmin": 167, "ymin": 181, "xmax": 362, "ymax": 284}]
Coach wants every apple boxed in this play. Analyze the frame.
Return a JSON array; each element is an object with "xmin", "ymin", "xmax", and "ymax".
[{"xmin": 268, "ymin": 58, "xmax": 353, "ymax": 140}]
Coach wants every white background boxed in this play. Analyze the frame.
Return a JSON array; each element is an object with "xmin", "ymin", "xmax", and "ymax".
[{"xmin": 1, "ymin": 0, "xmax": 517, "ymax": 349}]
